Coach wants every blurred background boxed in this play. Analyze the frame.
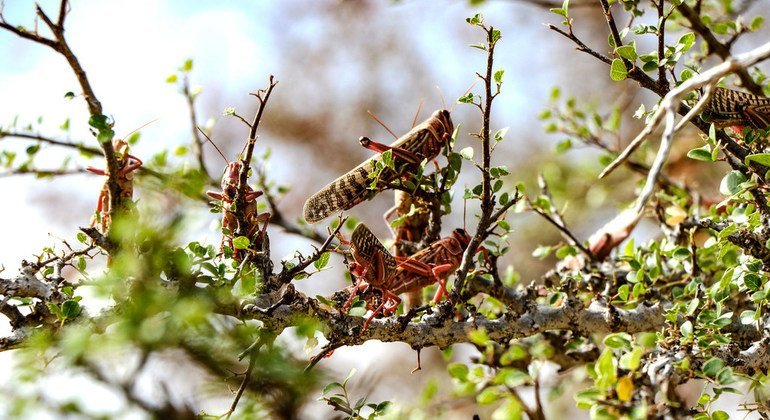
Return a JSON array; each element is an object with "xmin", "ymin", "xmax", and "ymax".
[{"xmin": 2, "ymin": 0, "xmax": 769, "ymax": 417}]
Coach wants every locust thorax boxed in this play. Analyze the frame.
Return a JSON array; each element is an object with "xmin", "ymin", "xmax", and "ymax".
[
  {"xmin": 220, "ymin": 161, "xmax": 243, "ymax": 199},
  {"xmin": 452, "ymin": 228, "xmax": 472, "ymax": 251}
]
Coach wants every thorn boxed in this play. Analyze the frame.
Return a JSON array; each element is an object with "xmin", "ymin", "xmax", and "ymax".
[{"xmin": 411, "ymin": 348, "xmax": 422, "ymax": 373}]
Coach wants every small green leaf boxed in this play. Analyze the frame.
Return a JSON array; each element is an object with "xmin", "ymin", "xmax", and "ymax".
[
  {"xmin": 745, "ymin": 153, "xmax": 770, "ymax": 167},
  {"xmin": 744, "ymin": 273, "xmax": 762, "ymax": 290},
  {"xmin": 165, "ymin": 74, "xmax": 178, "ymax": 83},
  {"xmin": 616, "ymin": 45, "xmax": 637, "ymax": 61},
  {"xmin": 476, "ymin": 388, "xmax": 499, "ymax": 405},
  {"xmin": 687, "ymin": 145, "xmax": 713, "ymax": 162},
  {"xmin": 97, "ymin": 129, "xmax": 115, "ymax": 143},
  {"xmin": 469, "ymin": 328, "xmax": 490, "ymax": 346},
  {"xmin": 61, "ymin": 300, "xmax": 81, "ymax": 319},
  {"xmin": 457, "ymin": 92, "xmax": 475, "ymax": 104},
  {"xmin": 719, "ymin": 170, "xmax": 748, "ymax": 195},
  {"xmin": 677, "ymin": 32, "xmax": 695, "ymax": 51},
  {"xmin": 314, "ymin": 252, "xmax": 331, "ymax": 270},
  {"xmin": 494, "ymin": 68, "xmax": 504, "ymax": 85},
  {"xmin": 460, "ymin": 147, "xmax": 474, "ymax": 160},
  {"xmin": 712, "ymin": 411, "xmax": 729, "ymax": 420},
  {"xmin": 447, "ymin": 363, "xmax": 469, "ymax": 380},
  {"xmin": 466, "ymin": 13, "xmax": 483, "ymax": 26},
  {"xmin": 232, "ymin": 236, "xmax": 250, "ymax": 250},
  {"xmin": 181, "ymin": 58, "xmax": 194, "ymax": 72},
  {"xmin": 604, "ymin": 333, "xmax": 632, "ymax": 349},
  {"xmin": 610, "ymin": 59, "xmax": 627, "ymax": 81},
  {"xmin": 64, "ymin": 91, "xmax": 75, "ymax": 100},
  {"xmin": 88, "ymin": 114, "xmax": 112, "ymax": 131}
]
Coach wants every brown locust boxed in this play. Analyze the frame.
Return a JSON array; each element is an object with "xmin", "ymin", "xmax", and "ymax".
[{"xmin": 303, "ymin": 109, "xmax": 453, "ymax": 223}]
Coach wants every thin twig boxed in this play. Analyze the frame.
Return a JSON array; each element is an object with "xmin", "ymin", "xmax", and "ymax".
[{"xmin": 182, "ymin": 74, "xmax": 214, "ymax": 185}]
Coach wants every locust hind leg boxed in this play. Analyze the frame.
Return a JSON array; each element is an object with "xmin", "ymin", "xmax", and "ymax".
[
  {"xmin": 363, "ymin": 291, "xmax": 400, "ymax": 330},
  {"xmin": 359, "ymin": 137, "xmax": 422, "ymax": 164},
  {"xmin": 429, "ymin": 263, "xmax": 455, "ymax": 303}
]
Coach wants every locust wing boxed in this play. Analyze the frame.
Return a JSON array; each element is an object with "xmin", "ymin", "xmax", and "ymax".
[
  {"xmin": 349, "ymin": 223, "xmax": 398, "ymax": 286},
  {"xmin": 303, "ymin": 109, "xmax": 453, "ymax": 223},
  {"xmin": 703, "ymin": 87, "xmax": 770, "ymax": 129}
]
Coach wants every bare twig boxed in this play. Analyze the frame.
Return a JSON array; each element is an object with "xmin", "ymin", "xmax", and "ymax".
[
  {"xmin": 600, "ymin": 42, "xmax": 770, "ymax": 212},
  {"xmin": 676, "ymin": 2, "xmax": 764, "ymax": 96},
  {"xmin": 182, "ymin": 74, "xmax": 214, "ymax": 185}
]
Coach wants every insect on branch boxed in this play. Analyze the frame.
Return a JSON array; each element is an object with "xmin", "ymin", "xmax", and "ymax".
[
  {"xmin": 600, "ymin": 42, "xmax": 770, "ymax": 214},
  {"xmin": 0, "ymin": 0, "xmax": 125, "ymax": 234}
]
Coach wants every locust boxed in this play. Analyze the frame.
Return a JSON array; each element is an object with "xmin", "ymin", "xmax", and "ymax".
[
  {"xmin": 303, "ymin": 109, "xmax": 453, "ymax": 224},
  {"xmin": 342, "ymin": 223, "xmax": 471, "ymax": 328},
  {"xmin": 86, "ymin": 139, "xmax": 143, "ymax": 232},
  {"xmin": 205, "ymin": 140, "xmax": 271, "ymax": 262},
  {"xmin": 702, "ymin": 87, "xmax": 770, "ymax": 130}
]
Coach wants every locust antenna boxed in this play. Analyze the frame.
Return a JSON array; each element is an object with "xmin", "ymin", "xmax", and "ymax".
[
  {"xmin": 122, "ymin": 118, "xmax": 160, "ymax": 140},
  {"xmin": 197, "ymin": 126, "xmax": 229, "ymax": 164},
  {"xmin": 367, "ymin": 110, "xmax": 398, "ymax": 140},
  {"xmin": 450, "ymin": 81, "xmax": 479, "ymax": 113},
  {"xmin": 411, "ymin": 99, "xmax": 424, "ymax": 128},
  {"xmin": 436, "ymin": 86, "xmax": 447, "ymax": 110}
]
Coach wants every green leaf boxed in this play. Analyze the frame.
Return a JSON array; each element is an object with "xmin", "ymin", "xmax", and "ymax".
[
  {"xmin": 223, "ymin": 107, "xmax": 236, "ymax": 116},
  {"xmin": 719, "ymin": 170, "xmax": 748, "ymax": 195},
  {"xmin": 750, "ymin": 16, "xmax": 764, "ymax": 31},
  {"xmin": 181, "ymin": 58, "xmax": 194, "ymax": 72},
  {"xmin": 88, "ymin": 114, "xmax": 112, "ymax": 131},
  {"xmin": 466, "ymin": 13, "xmax": 483, "ymax": 26},
  {"xmin": 677, "ymin": 32, "xmax": 695, "ymax": 51},
  {"xmin": 616, "ymin": 45, "xmax": 637, "ymax": 61},
  {"xmin": 97, "ymin": 129, "xmax": 115, "ymax": 143},
  {"xmin": 476, "ymin": 388, "xmax": 499, "ymax": 405},
  {"xmin": 687, "ymin": 145, "xmax": 713, "ymax": 162},
  {"xmin": 745, "ymin": 153, "xmax": 770, "ymax": 167},
  {"xmin": 232, "ymin": 236, "xmax": 250, "ymax": 250},
  {"xmin": 532, "ymin": 245, "xmax": 552, "ymax": 259},
  {"xmin": 596, "ymin": 348, "xmax": 617, "ymax": 389},
  {"xmin": 165, "ymin": 74, "xmax": 178, "ymax": 83},
  {"xmin": 343, "ymin": 367, "xmax": 357, "ymax": 386},
  {"xmin": 322, "ymin": 382, "xmax": 343, "ymax": 395},
  {"xmin": 447, "ymin": 363, "xmax": 469, "ymax": 380},
  {"xmin": 460, "ymin": 146, "xmax": 474, "ymax": 160},
  {"xmin": 604, "ymin": 333, "xmax": 632, "ymax": 349},
  {"xmin": 457, "ymin": 92, "xmax": 475, "ymax": 104},
  {"xmin": 610, "ymin": 59, "xmax": 627, "ymax": 81},
  {"xmin": 61, "ymin": 300, "xmax": 81, "ymax": 319},
  {"xmin": 63, "ymin": 91, "xmax": 75, "ymax": 100},
  {"xmin": 469, "ymin": 328, "xmax": 490, "ymax": 346},
  {"xmin": 619, "ymin": 347, "xmax": 643, "ymax": 371},
  {"xmin": 716, "ymin": 367, "xmax": 735, "ymax": 384},
  {"xmin": 680, "ymin": 320, "xmax": 693, "ymax": 340},
  {"xmin": 712, "ymin": 411, "xmax": 729, "ymax": 420},
  {"xmin": 314, "ymin": 252, "xmax": 331, "ymax": 270},
  {"xmin": 744, "ymin": 273, "xmax": 762, "ymax": 290},
  {"xmin": 550, "ymin": 7, "xmax": 566, "ymax": 17},
  {"xmin": 494, "ymin": 68, "xmax": 504, "ymax": 85}
]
